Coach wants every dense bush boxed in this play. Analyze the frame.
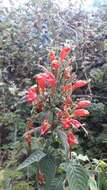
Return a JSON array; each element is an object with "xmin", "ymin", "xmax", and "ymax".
[{"xmin": 0, "ymin": 0, "xmax": 107, "ymax": 189}]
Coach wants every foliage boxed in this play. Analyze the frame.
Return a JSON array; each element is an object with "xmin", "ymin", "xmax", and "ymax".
[
  {"xmin": 17, "ymin": 150, "xmax": 46, "ymax": 170},
  {"xmin": 65, "ymin": 161, "xmax": 89, "ymax": 190},
  {"xmin": 0, "ymin": 0, "xmax": 107, "ymax": 189}
]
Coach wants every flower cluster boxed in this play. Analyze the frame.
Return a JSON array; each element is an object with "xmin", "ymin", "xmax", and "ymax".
[{"xmin": 24, "ymin": 47, "xmax": 91, "ymax": 151}]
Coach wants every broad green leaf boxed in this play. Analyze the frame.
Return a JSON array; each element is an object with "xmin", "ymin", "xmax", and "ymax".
[
  {"xmin": 39, "ymin": 155, "xmax": 56, "ymax": 190},
  {"xmin": 102, "ymin": 179, "xmax": 107, "ymax": 190},
  {"xmin": 98, "ymin": 172, "xmax": 107, "ymax": 190},
  {"xmin": 17, "ymin": 150, "xmax": 46, "ymax": 170},
  {"xmin": 49, "ymin": 175, "xmax": 64, "ymax": 190},
  {"xmin": 88, "ymin": 176, "xmax": 98, "ymax": 190},
  {"xmin": 66, "ymin": 162, "xmax": 89, "ymax": 190}
]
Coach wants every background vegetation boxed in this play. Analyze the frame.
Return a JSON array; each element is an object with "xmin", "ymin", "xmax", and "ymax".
[{"xmin": 0, "ymin": 0, "xmax": 107, "ymax": 189}]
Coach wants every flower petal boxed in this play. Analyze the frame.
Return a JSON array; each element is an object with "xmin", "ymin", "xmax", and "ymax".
[
  {"xmin": 60, "ymin": 47, "xmax": 71, "ymax": 61},
  {"xmin": 74, "ymin": 109, "xmax": 90, "ymax": 117},
  {"xmin": 67, "ymin": 131, "xmax": 78, "ymax": 146},
  {"xmin": 76, "ymin": 100, "xmax": 91, "ymax": 109}
]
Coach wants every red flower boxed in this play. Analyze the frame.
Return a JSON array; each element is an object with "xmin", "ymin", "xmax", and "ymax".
[
  {"xmin": 36, "ymin": 72, "xmax": 57, "ymax": 89},
  {"xmin": 62, "ymin": 84, "xmax": 72, "ymax": 91},
  {"xmin": 40, "ymin": 120, "xmax": 50, "ymax": 135},
  {"xmin": 67, "ymin": 131, "xmax": 78, "ymax": 146},
  {"xmin": 72, "ymin": 80, "xmax": 88, "ymax": 89},
  {"xmin": 74, "ymin": 109, "xmax": 90, "ymax": 117},
  {"xmin": 51, "ymin": 60, "xmax": 60, "ymax": 70},
  {"xmin": 27, "ymin": 118, "xmax": 34, "ymax": 129},
  {"xmin": 26, "ymin": 87, "xmax": 37, "ymax": 102},
  {"xmin": 49, "ymin": 51, "xmax": 56, "ymax": 62},
  {"xmin": 36, "ymin": 74, "xmax": 46, "ymax": 89},
  {"xmin": 38, "ymin": 170, "xmax": 45, "ymax": 185},
  {"xmin": 70, "ymin": 119, "xmax": 82, "ymax": 129},
  {"xmin": 76, "ymin": 100, "xmax": 91, "ymax": 109},
  {"xmin": 46, "ymin": 72, "xmax": 57, "ymax": 87},
  {"xmin": 60, "ymin": 47, "xmax": 71, "ymax": 61},
  {"xmin": 62, "ymin": 117, "xmax": 72, "ymax": 129}
]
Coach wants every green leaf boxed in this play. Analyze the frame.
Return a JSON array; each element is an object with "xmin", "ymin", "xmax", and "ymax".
[
  {"xmin": 98, "ymin": 172, "xmax": 107, "ymax": 190},
  {"xmin": 102, "ymin": 179, "xmax": 107, "ymax": 190},
  {"xmin": 34, "ymin": 127, "xmax": 41, "ymax": 137},
  {"xmin": 88, "ymin": 176, "xmax": 98, "ymax": 190},
  {"xmin": 17, "ymin": 150, "xmax": 46, "ymax": 170},
  {"xmin": 49, "ymin": 176, "xmax": 64, "ymax": 190},
  {"xmin": 39, "ymin": 155, "xmax": 56, "ymax": 190},
  {"xmin": 78, "ymin": 154, "xmax": 89, "ymax": 162},
  {"xmin": 66, "ymin": 162, "xmax": 89, "ymax": 190},
  {"xmin": 58, "ymin": 130, "xmax": 69, "ymax": 156}
]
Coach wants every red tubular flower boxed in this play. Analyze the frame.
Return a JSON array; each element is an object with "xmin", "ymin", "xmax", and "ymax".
[
  {"xmin": 46, "ymin": 72, "xmax": 55, "ymax": 79},
  {"xmin": 46, "ymin": 72, "xmax": 57, "ymax": 87},
  {"xmin": 35, "ymin": 72, "xmax": 56, "ymax": 88},
  {"xmin": 67, "ymin": 131, "xmax": 78, "ymax": 146},
  {"xmin": 26, "ymin": 87, "xmax": 37, "ymax": 102},
  {"xmin": 36, "ymin": 74, "xmax": 46, "ymax": 89},
  {"xmin": 62, "ymin": 84, "xmax": 72, "ymax": 91},
  {"xmin": 60, "ymin": 47, "xmax": 71, "ymax": 62},
  {"xmin": 51, "ymin": 59, "xmax": 60, "ymax": 70},
  {"xmin": 49, "ymin": 51, "xmax": 56, "ymax": 62},
  {"xmin": 70, "ymin": 119, "xmax": 82, "ymax": 129},
  {"xmin": 76, "ymin": 100, "xmax": 91, "ymax": 109},
  {"xmin": 62, "ymin": 117, "xmax": 72, "ymax": 129},
  {"xmin": 74, "ymin": 109, "xmax": 90, "ymax": 117},
  {"xmin": 40, "ymin": 120, "xmax": 50, "ymax": 135},
  {"xmin": 72, "ymin": 80, "xmax": 88, "ymax": 89}
]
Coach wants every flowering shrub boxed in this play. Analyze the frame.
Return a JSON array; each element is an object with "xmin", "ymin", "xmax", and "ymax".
[
  {"xmin": 24, "ymin": 47, "xmax": 91, "ymax": 147},
  {"xmin": 17, "ymin": 47, "xmax": 97, "ymax": 190}
]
